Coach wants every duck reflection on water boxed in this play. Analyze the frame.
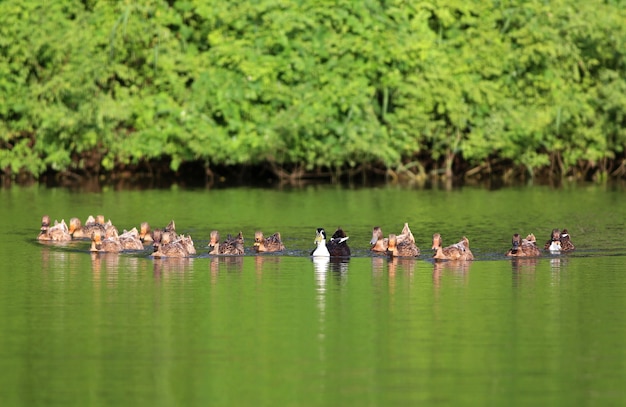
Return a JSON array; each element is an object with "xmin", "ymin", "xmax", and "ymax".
[
  {"xmin": 510, "ymin": 257, "xmax": 539, "ymax": 288},
  {"xmin": 254, "ymin": 255, "xmax": 282, "ymax": 273},
  {"xmin": 40, "ymin": 246, "xmax": 82, "ymax": 279},
  {"xmin": 510, "ymin": 257, "xmax": 538, "ymax": 272},
  {"xmin": 329, "ymin": 257, "xmax": 350, "ymax": 274},
  {"xmin": 549, "ymin": 255, "xmax": 569, "ymax": 275},
  {"xmin": 432, "ymin": 259, "xmax": 472, "ymax": 289},
  {"xmin": 387, "ymin": 257, "xmax": 417, "ymax": 277},
  {"xmin": 209, "ymin": 255, "xmax": 244, "ymax": 275},
  {"xmin": 90, "ymin": 251, "xmax": 123, "ymax": 287},
  {"xmin": 370, "ymin": 256, "xmax": 416, "ymax": 278},
  {"xmin": 153, "ymin": 257, "xmax": 194, "ymax": 281}
]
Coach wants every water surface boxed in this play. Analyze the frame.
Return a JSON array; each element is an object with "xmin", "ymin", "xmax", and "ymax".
[{"xmin": 0, "ymin": 185, "xmax": 625, "ymax": 406}]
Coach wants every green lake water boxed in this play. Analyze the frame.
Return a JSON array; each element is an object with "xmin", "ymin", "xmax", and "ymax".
[{"xmin": 1, "ymin": 184, "xmax": 625, "ymax": 406}]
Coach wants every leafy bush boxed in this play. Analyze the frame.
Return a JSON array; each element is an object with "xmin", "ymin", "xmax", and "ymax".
[{"xmin": 0, "ymin": 0, "xmax": 625, "ymax": 183}]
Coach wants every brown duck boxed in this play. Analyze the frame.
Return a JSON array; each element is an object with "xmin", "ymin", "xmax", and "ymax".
[
  {"xmin": 370, "ymin": 223, "xmax": 413, "ymax": 253},
  {"xmin": 37, "ymin": 215, "xmax": 72, "ymax": 242},
  {"xmin": 69, "ymin": 215, "xmax": 107, "ymax": 239},
  {"xmin": 153, "ymin": 231, "xmax": 190, "ymax": 258},
  {"xmin": 90, "ymin": 228, "xmax": 122, "ymax": 253},
  {"xmin": 432, "ymin": 233, "xmax": 474, "ymax": 261},
  {"xmin": 209, "ymin": 231, "xmax": 244, "ymax": 255},
  {"xmin": 506, "ymin": 233, "xmax": 541, "ymax": 257},
  {"xmin": 253, "ymin": 231, "xmax": 285, "ymax": 253}
]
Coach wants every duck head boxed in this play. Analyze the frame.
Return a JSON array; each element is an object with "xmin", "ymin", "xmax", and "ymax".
[
  {"xmin": 550, "ymin": 228, "xmax": 560, "ymax": 241},
  {"xmin": 431, "ymin": 233, "xmax": 443, "ymax": 251},
  {"xmin": 90, "ymin": 229, "xmax": 103, "ymax": 252},
  {"xmin": 370, "ymin": 226, "xmax": 383, "ymax": 246},
  {"xmin": 40, "ymin": 215, "xmax": 50, "ymax": 231},
  {"xmin": 253, "ymin": 231, "xmax": 265, "ymax": 251},
  {"xmin": 331, "ymin": 227, "xmax": 349, "ymax": 244},
  {"xmin": 68, "ymin": 218, "xmax": 82, "ymax": 236},
  {"xmin": 152, "ymin": 229, "xmax": 163, "ymax": 252},
  {"xmin": 510, "ymin": 233, "xmax": 521, "ymax": 253},
  {"xmin": 139, "ymin": 222, "xmax": 153, "ymax": 242},
  {"xmin": 387, "ymin": 234, "xmax": 398, "ymax": 256},
  {"xmin": 314, "ymin": 228, "xmax": 327, "ymax": 245},
  {"xmin": 208, "ymin": 230, "xmax": 220, "ymax": 245}
]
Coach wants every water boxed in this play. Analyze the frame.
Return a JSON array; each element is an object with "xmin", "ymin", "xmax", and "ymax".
[{"xmin": 1, "ymin": 185, "xmax": 625, "ymax": 406}]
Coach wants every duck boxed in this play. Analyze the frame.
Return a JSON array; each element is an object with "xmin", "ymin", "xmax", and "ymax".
[
  {"xmin": 432, "ymin": 233, "xmax": 474, "ymax": 261},
  {"xmin": 559, "ymin": 229, "xmax": 575, "ymax": 251},
  {"xmin": 69, "ymin": 215, "xmax": 107, "ymax": 239},
  {"xmin": 208, "ymin": 231, "xmax": 244, "ymax": 255},
  {"xmin": 387, "ymin": 233, "xmax": 420, "ymax": 257},
  {"xmin": 151, "ymin": 229, "xmax": 163, "ymax": 253},
  {"xmin": 37, "ymin": 215, "xmax": 72, "ymax": 241},
  {"xmin": 253, "ymin": 231, "xmax": 285, "ymax": 253},
  {"xmin": 90, "ymin": 228, "xmax": 122, "ymax": 253},
  {"xmin": 153, "ymin": 231, "xmax": 190, "ymax": 258},
  {"xmin": 139, "ymin": 222, "xmax": 153, "ymax": 243},
  {"xmin": 370, "ymin": 226, "xmax": 388, "ymax": 253},
  {"xmin": 548, "ymin": 239, "xmax": 562, "ymax": 253},
  {"xmin": 118, "ymin": 227, "xmax": 145, "ymax": 251},
  {"xmin": 328, "ymin": 227, "xmax": 351, "ymax": 257},
  {"xmin": 506, "ymin": 233, "xmax": 541, "ymax": 257},
  {"xmin": 42, "ymin": 220, "xmax": 72, "ymax": 242},
  {"xmin": 369, "ymin": 223, "xmax": 414, "ymax": 253},
  {"xmin": 543, "ymin": 228, "xmax": 561, "ymax": 250},
  {"xmin": 311, "ymin": 228, "xmax": 330, "ymax": 257},
  {"xmin": 38, "ymin": 215, "xmax": 51, "ymax": 237},
  {"xmin": 179, "ymin": 234, "xmax": 197, "ymax": 255}
]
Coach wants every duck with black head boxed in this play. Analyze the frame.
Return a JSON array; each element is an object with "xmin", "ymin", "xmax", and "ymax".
[
  {"xmin": 311, "ymin": 228, "xmax": 330, "ymax": 257},
  {"xmin": 559, "ymin": 229, "xmax": 575, "ymax": 251},
  {"xmin": 543, "ymin": 228, "xmax": 561, "ymax": 251},
  {"xmin": 328, "ymin": 227, "xmax": 351, "ymax": 257},
  {"xmin": 506, "ymin": 233, "xmax": 542, "ymax": 257}
]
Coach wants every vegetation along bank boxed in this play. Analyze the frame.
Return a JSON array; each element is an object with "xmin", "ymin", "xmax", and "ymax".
[{"xmin": 1, "ymin": 0, "xmax": 625, "ymax": 186}]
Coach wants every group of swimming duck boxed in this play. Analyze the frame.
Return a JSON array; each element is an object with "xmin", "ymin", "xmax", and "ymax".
[
  {"xmin": 36, "ymin": 215, "xmax": 575, "ymax": 260},
  {"xmin": 504, "ymin": 229, "xmax": 575, "ymax": 257},
  {"xmin": 36, "ymin": 214, "xmax": 283, "ymax": 257}
]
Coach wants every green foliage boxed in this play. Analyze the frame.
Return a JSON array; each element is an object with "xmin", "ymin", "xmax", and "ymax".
[{"xmin": 0, "ymin": 0, "xmax": 625, "ymax": 181}]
